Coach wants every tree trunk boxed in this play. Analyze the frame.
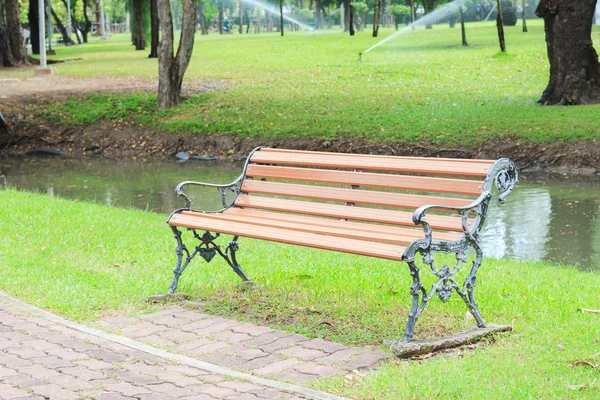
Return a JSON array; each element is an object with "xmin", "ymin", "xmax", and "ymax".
[
  {"xmin": 157, "ymin": 0, "xmax": 196, "ymax": 109},
  {"xmin": 315, "ymin": 0, "xmax": 321, "ymax": 29},
  {"xmin": 460, "ymin": 5, "xmax": 467, "ymax": 46},
  {"xmin": 28, "ymin": 0, "xmax": 40, "ymax": 54},
  {"xmin": 0, "ymin": 0, "xmax": 17, "ymax": 67},
  {"xmin": 5, "ymin": 0, "xmax": 24, "ymax": 62},
  {"xmin": 60, "ymin": 0, "xmax": 82, "ymax": 44},
  {"xmin": 198, "ymin": 2, "xmax": 208, "ymax": 35},
  {"xmin": 82, "ymin": 0, "xmax": 92, "ymax": 43},
  {"xmin": 218, "ymin": 0, "xmax": 223, "ymax": 34},
  {"xmin": 373, "ymin": 0, "xmax": 381, "ymax": 37},
  {"xmin": 149, "ymin": 0, "xmax": 158, "ymax": 57},
  {"xmin": 51, "ymin": 8, "xmax": 74, "ymax": 45},
  {"xmin": 133, "ymin": 0, "xmax": 145, "ymax": 49},
  {"xmin": 239, "ymin": 2, "xmax": 242, "ymax": 34},
  {"xmin": 424, "ymin": 0, "xmax": 434, "ymax": 29},
  {"xmin": 280, "ymin": 0, "xmax": 284, "ymax": 36},
  {"xmin": 349, "ymin": 4, "xmax": 354, "ymax": 36},
  {"xmin": 343, "ymin": 0, "xmax": 349, "ymax": 31},
  {"xmin": 536, "ymin": 0, "xmax": 600, "ymax": 105},
  {"xmin": 496, "ymin": 0, "xmax": 506, "ymax": 52},
  {"xmin": 522, "ymin": 0, "xmax": 528, "ymax": 32}
]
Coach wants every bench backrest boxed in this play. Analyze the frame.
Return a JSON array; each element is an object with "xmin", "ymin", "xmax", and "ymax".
[{"xmin": 233, "ymin": 148, "xmax": 503, "ymax": 233}]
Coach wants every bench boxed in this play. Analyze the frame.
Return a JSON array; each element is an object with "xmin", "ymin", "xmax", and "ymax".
[{"xmin": 166, "ymin": 147, "xmax": 518, "ymax": 342}]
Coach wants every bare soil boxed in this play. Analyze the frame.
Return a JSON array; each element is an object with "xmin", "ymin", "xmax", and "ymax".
[{"xmin": 1, "ymin": 74, "xmax": 598, "ymax": 174}]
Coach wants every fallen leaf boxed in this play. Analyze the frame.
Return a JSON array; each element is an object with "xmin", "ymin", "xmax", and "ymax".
[
  {"xmin": 568, "ymin": 384, "xmax": 593, "ymax": 390},
  {"xmin": 569, "ymin": 360, "xmax": 598, "ymax": 369},
  {"xmin": 111, "ymin": 264, "xmax": 122, "ymax": 268}
]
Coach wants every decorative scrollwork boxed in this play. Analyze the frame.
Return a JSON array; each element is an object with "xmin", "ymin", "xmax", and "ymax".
[
  {"xmin": 483, "ymin": 158, "xmax": 519, "ymax": 204},
  {"xmin": 199, "ymin": 247, "xmax": 216, "ymax": 262}
]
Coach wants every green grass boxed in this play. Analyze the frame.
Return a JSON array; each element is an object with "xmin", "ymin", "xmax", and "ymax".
[
  {"xmin": 11, "ymin": 20, "xmax": 600, "ymax": 145},
  {"xmin": 0, "ymin": 189, "xmax": 599, "ymax": 398}
]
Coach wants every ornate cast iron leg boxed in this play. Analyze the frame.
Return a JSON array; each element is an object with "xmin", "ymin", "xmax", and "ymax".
[
  {"xmin": 169, "ymin": 226, "xmax": 192, "ymax": 294},
  {"xmin": 456, "ymin": 242, "xmax": 486, "ymax": 328},
  {"xmin": 403, "ymin": 259, "xmax": 429, "ymax": 342},
  {"xmin": 168, "ymin": 228, "xmax": 252, "ymax": 294},
  {"xmin": 224, "ymin": 236, "xmax": 250, "ymax": 281}
]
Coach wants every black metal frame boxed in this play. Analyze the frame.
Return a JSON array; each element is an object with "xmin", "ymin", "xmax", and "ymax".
[
  {"xmin": 166, "ymin": 149, "xmax": 518, "ymax": 342},
  {"xmin": 400, "ymin": 158, "xmax": 518, "ymax": 341}
]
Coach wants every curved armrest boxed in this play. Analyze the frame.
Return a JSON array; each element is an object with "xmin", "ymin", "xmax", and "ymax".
[
  {"xmin": 175, "ymin": 176, "xmax": 243, "ymax": 211},
  {"xmin": 412, "ymin": 192, "xmax": 493, "ymax": 239}
]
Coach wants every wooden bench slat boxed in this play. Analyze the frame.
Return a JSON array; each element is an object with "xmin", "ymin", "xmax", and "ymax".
[
  {"xmin": 250, "ymin": 151, "xmax": 493, "ymax": 177},
  {"xmin": 234, "ymin": 195, "xmax": 464, "ymax": 232},
  {"xmin": 218, "ymin": 208, "xmax": 458, "ymax": 241},
  {"xmin": 259, "ymin": 148, "xmax": 496, "ymax": 164},
  {"xmin": 180, "ymin": 209, "xmax": 457, "ymax": 245},
  {"xmin": 245, "ymin": 165, "xmax": 484, "ymax": 196},
  {"xmin": 168, "ymin": 213, "xmax": 405, "ymax": 260},
  {"xmin": 241, "ymin": 180, "xmax": 473, "ymax": 211}
]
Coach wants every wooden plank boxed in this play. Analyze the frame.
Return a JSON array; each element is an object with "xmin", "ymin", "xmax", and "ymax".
[
  {"xmin": 250, "ymin": 151, "xmax": 493, "ymax": 177},
  {"xmin": 241, "ymin": 180, "xmax": 473, "ymax": 211},
  {"xmin": 210, "ymin": 209, "xmax": 459, "ymax": 241},
  {"xmin": 259, "ymin": 148, "xmax": 496, "ymax": 164},
  {"xmin": 234, "ymin": 195, "xmax": 464, "ymax": 231},
  {"xmin": 245, "ymin": 165, "xmax": 484, "ymax": 196},
  {"xmin": 168, "ymin": 213, "xmax": 405, "ymax": 260}
]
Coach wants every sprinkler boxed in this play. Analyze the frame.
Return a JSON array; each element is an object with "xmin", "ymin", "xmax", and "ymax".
[{"xmin": 358, "ymin": 52, "xmax": 362, "ymax": 61}]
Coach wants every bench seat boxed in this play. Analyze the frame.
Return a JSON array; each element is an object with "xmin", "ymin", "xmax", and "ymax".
[{"xmin": 165, "ymin": 147, "xmax": 518, "ymax": 342}]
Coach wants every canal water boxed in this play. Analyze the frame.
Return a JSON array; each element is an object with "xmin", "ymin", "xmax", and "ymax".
[{"xmin": 1, "ymin": 156, "xmax": 599, "ymax": 270}]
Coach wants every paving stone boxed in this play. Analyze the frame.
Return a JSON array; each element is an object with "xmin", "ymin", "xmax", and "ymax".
[
  {"xmin": 140, "ymin": 334, "xmax": 178, "ymax": 347},
  {"xmin": 138, "ymin": 307, "xmax": 187, "ymax": 320},
  {"xmin": 215, "ymin": 330, "xmax": 253, "ymax": 344},
  {"xmin": 163, "ymin": 365, "xmax": 209, "ymax": 378},
  {"xmin": 0, "ymin": 374, "xmax": 46, "ymax": 389},
  {"xmin": 120, "ymin": 322, "xmax": 166, "ymax": 339},
  {"xmin": 46, "ymin": 373, "xmax": 94, "ymax": 390},
  {"xmin": 150, "ymin": 315, "xmax": 192, "ymax": 327},
  {"xmin": 93, "ymin": 393, "xmax": 138, "ymax": 400},
  {"xmin": 75, "ymin": 358, "xmax": 114, "ymax": 370},
  {"xmin": 189, "ymin": 341, "xmax": 232, "ymax": 355},
  {"xmin": 177, "ymin": 317, "xmax": 227, "ymax": 333},
  {"xmin": 179, "ymin": 395, "xmax": 216, "ymax": 400},
  {"xmin": 242, "ymin": 331, "xmax": 293, "ymax": 347},
  {"xmin": 59, "ymin": 365, "xmax": 107, "ymax": 380},
  {"xmin": 337, "ymin": 350, "xmax": 390, "ymax": 370},
  {"xmin": 276, "ymin": 346, "xmax": 328, "ymax": 361},
  {"xmin": 136, "ymin": 394, "xmax": 178, "ymax": 400},
  {"xmin": 0, "ymin": 340, "xmax": 21, "ymax": 350},
  {"xmin": 13, "ymin": 323, "xmax": 50, "ymax": 334},
  {"xmin": 85, "ymin": 349, "xmax": 129, "ymax": 363},
  {"xmin": 158, "ymin": 328, "xmax": 194, "ymax": 344},
  {"xmin": 312, "ymin": 348, "xmax": 364, "ymax": 364},
  {"xmin": 176, "ymin": 338, "xmax": 213, "ymax": 352},
  {"xmin": 270, "ymin": 369, "xmax": 318, "ymax": 383},
  {"xmin": 45, "ymin": 347, "xmax": 88, "ymax": 361},
  {"xmin": 147, "ymin": 382, "xmax": 198, "ymax": 397},
  {"xmin": 16, "ymin": 365, "xmax": 62, "ymax": 379},
  {"xmin": 298, "ymin": 338, "xmax": 347, "ymax": 353},
  {"xmin": 231, "ymin": 324, "xmax": 274, "ymax": 337},
  {"xmin": 195, "ymin": 320, "xmax": 242, "ymax": 336},
  {"xmin": 252, "ymin": 358, "xmax": 301, "ymax": 376},
  {"xmin": 104, "ymin": 382, "xmax": 152, "ymax": 396},
  {"xmin": 0, "ymin": 354, "xmax": 33, "ymax": 367},
  {"xmin": 237, "ymin": 354, "xmax": 284, "ymax": 371},
  {"xmin": 0, "ymin": 365, "xmax": 18, "ymax": 377},
  {"xmin": 58, "ymin": 339, "xmax": 101, "ymax": 353},
  {"xmin": 192, "ymin": 383, "xmax": 238, "ymax": 397},
  {"xmin": 23, "ymin": 339, "xmax": 62, "ymax": 351},
  {"xmin": 29, "ymin": 384, "xmax": 80, "ymax": 399},
  {"xmin": 199, "ymin": 353, "xmax": 244, "ymax": 368},
  {"xmin": 250, "ymin": 388, "xmax": 288, "ymax": 399},
  {"xmin": 152, "ymin": 370, "xmax": 203, "ymax": 386},
  {"xmin": 293, "ymin": 362, "xmax": 344, "ymax": 377},
  {"xmin": 113, "ymin": 370, "xmax": 162, "ymax": 385},
  {"xmin": 30, "ymin": 355, "xmax": 74, "ymax": 369},
  {"xmin": 220, "ymin": 345, "xmax": 269, "ymax": 361},
  {"xmin": 98, "ymin": 315, "xmax": 140, "ymax": 327},
  {"xmin": 225, "ymin": 394, "xmax": 262, "ymax": 400},
  {"xmin": 5, "ymin": 347, "xmax": 47, "ymax": 359},
  {"xmin": 217, "ymin": 380, "xmax": 265, "ymax": 392},
  {"xmin": 259, "ymin": 335, "xmax": 310, "ymax": 353},
  {"xmin": 0, "ymin": 383, "xmax": 31, "ymax": 399}
]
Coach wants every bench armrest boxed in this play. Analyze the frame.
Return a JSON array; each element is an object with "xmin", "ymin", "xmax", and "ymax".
[
  {"xmin": 175, "ymin": 176, "xmax": 243, "ymax": 211},
  {"xmin": 412, "ymin": 192, "xmax": 492, "ymax": 237}
]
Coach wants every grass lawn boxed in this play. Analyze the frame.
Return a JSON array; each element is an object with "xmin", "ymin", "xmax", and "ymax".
[
  {"xmin": 0, "ymin": 189, "xmax": 599, "ymax": 398},
  {"xmin": 8, "ymin": 20, "xmax": 600, "ymax": 145}
]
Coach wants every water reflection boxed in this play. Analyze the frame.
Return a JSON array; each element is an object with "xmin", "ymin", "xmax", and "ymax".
[{"xmin": 1, "ymin": 157, "xmax": 598, "ymax": 270}]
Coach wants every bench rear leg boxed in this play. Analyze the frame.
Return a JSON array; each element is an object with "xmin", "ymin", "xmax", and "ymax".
[
  {"xmin": 223, "ymin": 236, "xmax": 251, "ymax": 282},
  {"xmin": 457, "ymin": 242, "xmax": 486, "ymax": 328},
  {"xmin": 403, "ymin": 259, "xmax": 429, "ymax": 342}
]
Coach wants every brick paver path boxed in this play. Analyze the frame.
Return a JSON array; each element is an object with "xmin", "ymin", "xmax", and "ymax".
[
  {"xmin": 98, "ymin": 306, "xmax": 390, "ymax": 384},
  {"xmin": 0, "ymin": 298, "xmax": 325, "ymax": 400}
]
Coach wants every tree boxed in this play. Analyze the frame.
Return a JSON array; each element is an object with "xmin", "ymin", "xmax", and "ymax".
[
  {"xmin": 157, "ymin": 0, "xmax": 196, "ymax": 109},
  {"xmin": 496, "ymin": 0, "xmax": 505, "ymax": 51},
  {"xmin": 279, "ymin": 0, "xmax": 283, "ymax": 36},
  {"xmin": 522, "ymin": 0, "xmax": 527, "ymax": 32},
  {"xmin": 149, "ymin": 0, "xmax": 158, "ymax": 57},
  {"xmin": 372, "ymin": 0, "xmax": 382, "ymax": 37},
  {"xmin": 0, "ymin": 0, "xmax": 26, "ymax": 66},
  {"xmin": 458, "ymin": 2, "xmax": 467, "ymax": 46},
  {"xmin": 536, "ymin": 0, "xmax": 600, "ymax": 105},
  {"xmin": 133, "ymin": 0, "xmax": 145, "ymax": 49}
]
